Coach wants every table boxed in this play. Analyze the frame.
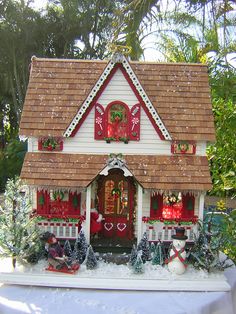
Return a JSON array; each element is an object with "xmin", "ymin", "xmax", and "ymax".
[{"xmin": 0, "ymin": 267, "xmax": 235, "ymax": 314}]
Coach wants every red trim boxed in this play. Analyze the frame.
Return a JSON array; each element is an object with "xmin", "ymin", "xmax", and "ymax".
[
  {"xmin": 118, "ymin": 65, "xmax": 166, "ymax": 140},
  {"xmin": 69, "ymin": 63, "xmax": 167, "ymax": 140},
  {"xmin": 70, "ymin": 65, "xmax": 120, "ymax": 137}
]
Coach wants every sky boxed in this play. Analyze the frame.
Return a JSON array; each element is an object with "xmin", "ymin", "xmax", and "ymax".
[{"xmin": 30, "ymin": 0, "xmax": 236, "ymax": 65}]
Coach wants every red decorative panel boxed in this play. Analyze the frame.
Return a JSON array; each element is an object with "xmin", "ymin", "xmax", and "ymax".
[
  {"xmin": 116, "ymin": 217, "xmax": 128, "ymax": 238},
  {"xmin": 69, "ymin": 192, "xmax": 81, "ymax": 215},
  {"xmin": 103, "ymin": 217, "xmax": 114, "ymax": 237},
  {"xmin": 171, "ymin": 141, "xmax": 196, "ymax": 155},
  {"xmin": 129, "ymin": 104, "xmax": 140, "ymax": 141},
  {"xmin": 150, "ymin": 192, "xmax": 163, "ymax": 218},
  {"xmin": 94, "ymin": 103, "xmax": 105, "ymax": 140},
  {"xmin": 37, "ymin": 190, "xmax": 50, "ymax": 214},
  {"xmin": 38, "ymin": 137, "xmax": 63, "ymax": 151},
  {"xmin": 182, "ymin": 193, "xmax": 195, "ymax": 218}
]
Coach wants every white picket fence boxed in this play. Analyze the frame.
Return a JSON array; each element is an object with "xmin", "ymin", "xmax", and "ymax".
[
  {"xmin": 143, "ymin": 222, "xmax": 198, "ymax": 242},
  {"xmin": 37, "ymin": 220, "xmax": 84, "ymax": 239}
]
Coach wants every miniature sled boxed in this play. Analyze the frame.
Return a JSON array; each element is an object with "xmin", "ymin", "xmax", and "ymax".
[{"xmin": 46, "ymin": 264, "xmax": 80, "ymax": 274}]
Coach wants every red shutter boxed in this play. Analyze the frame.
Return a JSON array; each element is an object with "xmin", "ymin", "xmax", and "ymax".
[
  {"xmin": 69, "ymin": 192, "xmax": 81, "ymax": 215},
  {"xmin": 129, "ymin": 104, "xmax": 140, "ymax": 141},
  {"xmin": 94, "ymin": 103, "xmax": 105, "ymax": 140},
  {"xmin": 150, "ymin": 193, "xmax": 163, "ymax": 218},
  {"xmin": 37, "ymin": 190, "xmax": 50, "ymax": 214},
  {"xmin": 182, "ymin": 193, "xmax": 195, "ymax": 218}
]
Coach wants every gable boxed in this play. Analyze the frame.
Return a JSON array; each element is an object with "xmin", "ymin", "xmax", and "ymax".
[
  {"xmin": 63, "ymin": 55, "xmax": 171, "ymax": 140},
  {"xmin": 19, "ymin": 56, "xmax": 215, "ymax": 141}
]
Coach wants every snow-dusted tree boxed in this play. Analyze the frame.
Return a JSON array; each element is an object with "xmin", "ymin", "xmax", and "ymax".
[
  {"xmin": 152, "ymin": 241, "xmax": 165, "ymax": 266},
  {"xmin": 85, "ymin": 245, "xmax": 98, "ymax": 269},
  {"xmin": 63, "ymin": 240, "xmax": 72, "ymax": 257},
  {"xmin": 128, "ymin": 244, "xmax": 138, "ymax": 267},
  {"xmin": 0, "ymin": 177, "xmax": 41, "ymax": 268},
  {"xmin": 189, "ymin": 215, "xmax": 233, "ymax": 272},
  {"xmin": 71, "ymin": 229, "xmax": 88, "ymax": 264},
  {"xmin": 133, "ymin": 250, "xmax": 144, "ymax": 274},
  {"xmin": 150, "ymin": 242, "xmax": 156, "ymax": 256},
  {"xmin": 137, "ymin": 232, "xmax": 151, "ymax": 263}
]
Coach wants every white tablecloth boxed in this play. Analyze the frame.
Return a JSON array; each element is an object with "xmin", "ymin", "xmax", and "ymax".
[{"xmin": 0, "ymin": 267, "xmax": 235, "ymax": 314}]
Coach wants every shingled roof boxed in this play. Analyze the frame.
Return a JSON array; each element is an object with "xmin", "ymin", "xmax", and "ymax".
[
  {"xmin": 21, "ymin": 153, "xmax": 212, "ymax": 191},
  {"xmin": 19, "ymin": 57, "xmax": 215, "ymax": 141}
]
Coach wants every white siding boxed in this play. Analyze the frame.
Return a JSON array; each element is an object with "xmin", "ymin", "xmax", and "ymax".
[{"xmin": 30, "ymin": 69, "xmax": 208, "ymax": 156}]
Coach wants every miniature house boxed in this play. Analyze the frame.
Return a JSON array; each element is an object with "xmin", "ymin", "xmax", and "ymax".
[{"xmin": 19, "ymin": 53, "xmax": 215, "ymax": 245}]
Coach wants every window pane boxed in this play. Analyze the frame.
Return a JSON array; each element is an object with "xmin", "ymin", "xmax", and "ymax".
[
  {"xmin": 104, "ymin": 180, "xmax": 115, "ymax": 214},
  {"xmin": 118, "ymin": 180, "xmax": 128, "ymax": 215},
  {"xmin": 162, "ymin": 193, "xmax": 183, "ymax": 219},
  {"xmin": 108, "ymin": 104, "xmax": 128, "ymax": 139}
]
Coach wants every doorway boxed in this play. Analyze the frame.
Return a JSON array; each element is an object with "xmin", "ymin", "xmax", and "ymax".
[{"xmin": 97, "ymin": 169, "xmax": 135, "ymax": 241}]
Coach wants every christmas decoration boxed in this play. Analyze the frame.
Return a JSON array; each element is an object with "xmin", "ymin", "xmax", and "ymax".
[
  {"xmin": 63, "ymin": 240, "xmax": 72, "ymax": 258},
  {"xmin": 41, "ymin": 232, "xmax": 80, "ymax": 272},
  {"xmin": 137, "ymin": 232, "xmax": 151, "ymax": 263},
  {"xmin": 188, "ymin": 214, "xmax": 233, "ymax": 273},
  {"xmin": 152, "ymin": 241, "xmax": 165, "ymax": 266},
  {"xmin": 85, "ymin": 245, "xmax": 98, "ymax": 269},
  {"xmin": 166, "ymin": 227, "xmax": 188, "ymax": 275},
  {"xmin": 0, "ymin": 177, "xmax": 41, "ymax": 268},
  {"xmin": 39, "ymin": 137, "xmax": 63, "ymax": 151},
  {"xmin": 133, "ymin": 250, "xmax": 144, "ymax": 274},
  {"xmin": 128, "ymin": 244, "xmax": 138, "ymax": 267},
  {"xmin": 71, "ymin": 229, "xmax": 88, "ymax": 264}
]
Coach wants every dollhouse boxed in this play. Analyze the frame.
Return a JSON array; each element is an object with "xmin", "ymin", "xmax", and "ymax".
[{"xmin": 19, "ymin": 52, "xmax": 215, "ymax": 245}]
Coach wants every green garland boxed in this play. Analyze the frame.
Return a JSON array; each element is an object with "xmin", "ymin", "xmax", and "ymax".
[{"xmin": 53, "ymin": 190, "xmax": 64, "ymax": 201}]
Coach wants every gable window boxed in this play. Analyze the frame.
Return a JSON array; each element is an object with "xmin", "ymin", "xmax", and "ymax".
[
  {"xmin": 94, "ymin": 101, "xmax": 140, "ymax": 141},
  {"xmin": 106, "ymin": 102, "xmax": 129, "ymax": 140},
  {"xmin": 150, "ymin": 192, "xmax": 195, "ymax": 220}
]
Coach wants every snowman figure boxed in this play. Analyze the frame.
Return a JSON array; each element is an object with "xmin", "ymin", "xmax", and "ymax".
[{"xmin": 166, "ymin": 227, "xmax": 188, "ymax": 275}]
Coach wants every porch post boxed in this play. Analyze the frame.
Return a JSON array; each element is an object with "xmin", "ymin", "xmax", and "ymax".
[
  {"xmin": 85, "ymin": 184, "xmax": 91, "ymax": 244},
  {"xmin": 137, "ymin": 184, "xmax": 143, "ymax": 243},
  {"xmin": 198, "ymin": 192, "xmax": 205, "ymax": 221}
]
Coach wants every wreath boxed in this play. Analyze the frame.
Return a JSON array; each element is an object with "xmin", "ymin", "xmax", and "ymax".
[
  {"xmin": 111, "ymin": 111, "xmax": 123, "ymax": 122},
  {"xmin": 53, "ymin": 190, "xmax": 64, "ymax": 201},
  {"xmin": 177, "ymin": 141, "xmax": 189, "ymax": 152},
  {"xmin": 111, "ymin": 188, "xmax": 121, "ymax": 199}
]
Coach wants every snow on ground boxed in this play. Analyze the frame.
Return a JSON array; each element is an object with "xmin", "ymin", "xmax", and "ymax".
[{"xmin": 0, "ymin": 256, "xmax": 226, "ymax": 281}]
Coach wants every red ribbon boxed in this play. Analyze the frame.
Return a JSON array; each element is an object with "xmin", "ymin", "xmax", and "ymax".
[{"xmin": 165, "ymin": 246, "xmax": 187, "ymax": 268}]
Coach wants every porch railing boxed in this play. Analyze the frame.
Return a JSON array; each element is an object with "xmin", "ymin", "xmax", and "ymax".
[
  {"xmin": 37, "ymin": 220, "xmax": 85, "ymax": 239},
  {"xmin": 143, "ymin": 221, "xmax": 198, "ymax": 242}
]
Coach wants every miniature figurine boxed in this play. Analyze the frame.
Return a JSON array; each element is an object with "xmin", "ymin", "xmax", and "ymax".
[
  {"xmin": 166, "ymin": 227, "xmax": 188, "ymax": 275},
  {"xmin": 40, "ymin": 232, "xmax": 79, "ymax": 273}
]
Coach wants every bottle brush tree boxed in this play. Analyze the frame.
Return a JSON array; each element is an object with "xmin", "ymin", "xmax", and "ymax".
[
  {"xmin": 71, "ymin": 229, "xmax": 88, "ymax": 264},
  {"xmin": 152, "ymin": 240, "xmax": 165, "ymax": 266},
  {"xmin": 0, "ymin": 177, "xmax": 41, "ymax": 268},
  {"xmin": 133, "ymin": 250, "xmax": 144, "ymax": 274},
  {"xmin": 85, "ymin": 245, "xmax": 98, "ymax": 270},
  {"xmin": 188, "ymin": 213, "xmax": 233, "ymax": 272},
  {"xmin": 137, "ymin": 232, "xmax": 151, "ymax": 263}
]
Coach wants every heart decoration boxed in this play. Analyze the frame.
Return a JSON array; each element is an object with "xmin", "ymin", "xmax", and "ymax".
[
  {"xmin": 104, "ymin": 222, "xmax": 113, "ymax": 231},
  {"xmin": 117, "ymin": 223, "xmax": 126, "ymax": 232}
]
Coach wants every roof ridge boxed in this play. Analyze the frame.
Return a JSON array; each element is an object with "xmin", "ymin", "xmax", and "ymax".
[{"xmin": 30, "ymin": 56, "xmax": 207, "ymax": 67}]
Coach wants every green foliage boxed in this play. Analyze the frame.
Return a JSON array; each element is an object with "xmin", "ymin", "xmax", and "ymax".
[
  {"xmin": 215, "ymin": 201, "xmax": 236, "ymax": 264},
  {"xmin": 188, "ymin": 215, "xmax": 233, "ymax": 272},
  {"xmin": 207, "ymin": 98, "xmax": 236, "ymax": 198},
  {"xmin": 0, "ymin": 177, "xmax": 41, "ymax": 267},
  {"xmin": 0, "ymin": 138, "xmax": 27, "ymax": 192}
]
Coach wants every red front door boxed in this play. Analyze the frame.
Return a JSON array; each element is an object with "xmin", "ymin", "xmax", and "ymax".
[{"xmin": 98, "ymin": 169, "xmax": 135, "ymax": 240}]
